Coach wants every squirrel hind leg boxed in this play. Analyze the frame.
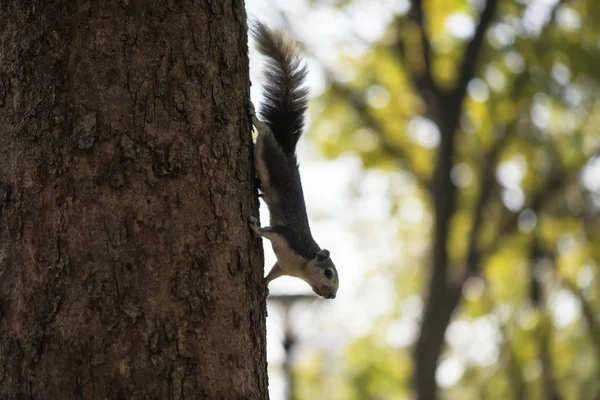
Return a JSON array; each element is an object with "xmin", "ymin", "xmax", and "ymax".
[
  {"xmin": 249, "ymin": 100, "xmax": 273, "ymax": 145},
  {"xmin": 253, "ymin": 174, "xmax": 264, "ymax": 193},
  {"xmin": 250, "ymin": 102, "xmax": 272, "ymax": 137},
  {"xmin": 253, "ymin": 130, "xmax": 274, "ymax": 198}
]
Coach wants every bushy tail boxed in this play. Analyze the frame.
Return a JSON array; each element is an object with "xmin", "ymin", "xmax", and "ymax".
[{"xmin": 252, "ymin": 22, "xmax": 308, "ymax": 156}]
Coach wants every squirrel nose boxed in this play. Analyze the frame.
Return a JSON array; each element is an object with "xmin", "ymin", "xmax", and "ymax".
[{"xmin": 329, "ymin": 293, "xmax": 336, "ymax": 299}]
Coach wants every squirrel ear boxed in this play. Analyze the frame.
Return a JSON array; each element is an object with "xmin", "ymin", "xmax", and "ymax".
[{"xmin": 316, "ymin": 249, "xmax": 330, "ymax": 261}]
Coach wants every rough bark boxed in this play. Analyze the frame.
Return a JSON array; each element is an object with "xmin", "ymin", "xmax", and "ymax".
[{"xmin": 0, "ymin": 1, "xmax": 268, "ymax": 399}]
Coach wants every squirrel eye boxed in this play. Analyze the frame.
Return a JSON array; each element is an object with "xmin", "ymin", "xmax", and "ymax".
[{"xmin": 324, "ymin": 269, "xmax": 333, "ymax": 279}]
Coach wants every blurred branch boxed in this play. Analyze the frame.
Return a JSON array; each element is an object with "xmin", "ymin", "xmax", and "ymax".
[
  {"xmin": 495, "ymin": 309, "xmax": 528, "ymax": 399},
  {"xmin": 485, "ymin": 142, "xmax": 596, "ymax": 258},
  {"xmin": 463, "ymin": 126, "xmax": 513, "ymax": 280},
  {"xmin": 562, "ymin": 280, "xmax": 600, "ymax": 361},
  {"xmin": 538, "ymin": 320, "xmax": 561, "ymax": 400},
  {"xmin": 544, "ymin": 0, "xmax": 570, "ymax": 31},
  {"xmin": 528, "ymin": 238, "xmax": 562, "ymax": 400},
  {"xmin": 409, "ymin": 0, "xmax": 432, "ymax": 74},
  {"xmin": 480, "ymin": 281, "xmax": 527, "ymax": 399},
  {"xmin": 452, "ymin": 0, "xmax": 498, "ymax": 113},
  {"xmin": 486, "ymin": 167, "xmax": 567, "ymax": 256},
  {"xmin": 462, "ymin": 71, "xmax": 530, "ymax": 281},
  {"xmin": 470, "ymin": 0, "xmax": 577, "ymax": 264},
  {"xmin": 328, "ymin": 78, "xmax": 429, "ymax": 185},
  {"xmin": 528, "ymin": 236, "xmax": 544, "ymax": 308},
  {"xmin": 503, "ymin": 334, "xmax": 528, "ymax": 400},
  {"xmin": 393, "ymin": 1, "xmax": 438, "ymax": 116}
]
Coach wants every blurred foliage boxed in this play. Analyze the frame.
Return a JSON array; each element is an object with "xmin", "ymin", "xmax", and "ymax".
[{"xmin": 286, "ymin": 0, "xmax": 600, "ymax": 398}]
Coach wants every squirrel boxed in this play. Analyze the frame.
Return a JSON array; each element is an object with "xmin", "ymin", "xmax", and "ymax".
[{"xmin": 248, "ymin": 22, "xmax": 339, "ymax": 300}]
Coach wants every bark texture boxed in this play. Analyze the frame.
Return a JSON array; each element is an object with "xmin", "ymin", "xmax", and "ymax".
[{"xmin": 0, "ymin": 1, "xmax": 268, "ymax": 399}]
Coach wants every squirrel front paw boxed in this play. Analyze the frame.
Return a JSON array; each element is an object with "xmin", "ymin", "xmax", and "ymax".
[{"xmin": 248, "ymin": 215, "xmax": 262, "ymax": 237}]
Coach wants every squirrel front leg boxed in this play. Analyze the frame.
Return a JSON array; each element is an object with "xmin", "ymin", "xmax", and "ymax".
[
  {"xmin": 265, "ymin": 262, "xmax": 285, "ymax": 284},
  {"xmin": 249, "ymin": 217, "xmax": 285, "ymax": 295},
  {"xmin": 248, "ymin": 216, "xmax": 278, "ymax": 239}
]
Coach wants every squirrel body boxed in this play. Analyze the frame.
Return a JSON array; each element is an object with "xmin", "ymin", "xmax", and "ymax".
[{"xmin": 249, "ymin": 22, "xmax": 339, "ymax": 300}]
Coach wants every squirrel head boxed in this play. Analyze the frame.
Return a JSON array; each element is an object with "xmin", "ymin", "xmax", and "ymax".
[{"xmin": 305, "ymin": 249, "xmax": 338, "ymax": 299}]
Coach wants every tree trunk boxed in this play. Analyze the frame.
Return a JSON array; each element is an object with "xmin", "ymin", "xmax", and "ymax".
[{"xmin": 0, "ymin": 1, "xmax": 268, "ymax": 399}]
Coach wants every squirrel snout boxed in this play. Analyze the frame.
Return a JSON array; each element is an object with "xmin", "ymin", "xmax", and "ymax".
[
  {"xmin": 323, "ymin": 288, "xmax": 337, "ymax": 300},
  {"xmin": 312, "ymin": 285, "xmax": 337, "ymax": 299}
]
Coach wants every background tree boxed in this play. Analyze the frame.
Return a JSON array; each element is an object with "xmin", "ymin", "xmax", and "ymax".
[
  {"xmin": 0, "ymin": 2, "xmax": 267, "ymax": 399},
  {"xmin": 248, "ymin": 0, "xmax": 600, "ymax": 398},
  {"xmin": 316, "ymin": 0, "xmax": 600, "ymax": 398}
]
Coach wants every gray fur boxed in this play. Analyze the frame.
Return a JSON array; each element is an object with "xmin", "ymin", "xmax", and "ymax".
[{"xmin": 252, "ymin": 22, "xmax": 316, "ymax": 259}]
